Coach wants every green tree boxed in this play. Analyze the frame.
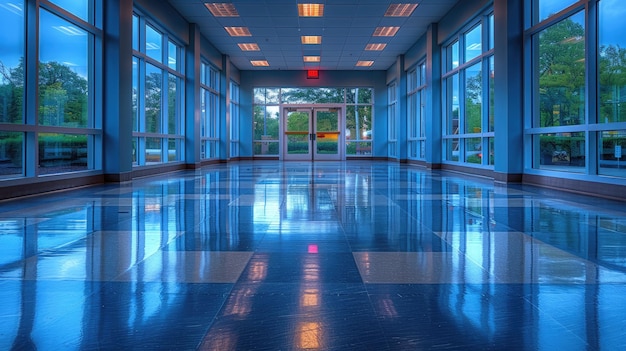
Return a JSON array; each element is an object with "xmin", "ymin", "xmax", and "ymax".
[
  {"xmin": 38, "ymin": 61, "xmax": 88, "ymax": 127},
  {"xmin": 599, "ymin": 44, "xmax": 626, "ymax": 123},
  {"xmin": 538, "ymin": 17, "xmax": 585, "ymax": 127}
]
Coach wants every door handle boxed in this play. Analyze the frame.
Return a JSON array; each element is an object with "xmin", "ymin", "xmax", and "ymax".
[{"xmin": 310, "ymin": 133, "xmax": 316, "ymax": 141}]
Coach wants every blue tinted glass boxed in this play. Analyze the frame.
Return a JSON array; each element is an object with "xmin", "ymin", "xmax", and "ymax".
[
  {"xmin": 0, "ymin": 0, "xmax": 25, "ymax": 123},
  {"xmin": 39, "ymin": 9, "xmax": 89, "ymax": 127},
  {"xmin": 146, "ymin": 25, "xmax": 162, "ymax": 63},
  {"xmin": 537, "ymin": 0, "xmax": 577, "ymax": 23},
  {"xmin": 47, "ymin": 0, "xmax": 91, "ymax": 22}
]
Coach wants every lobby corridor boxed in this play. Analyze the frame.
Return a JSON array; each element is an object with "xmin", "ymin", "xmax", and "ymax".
[{"xmin": 1, "ymin": 161, "xmax": 626, "ymax": 350}]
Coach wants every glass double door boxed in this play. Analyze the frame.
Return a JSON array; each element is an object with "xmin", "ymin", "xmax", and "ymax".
[{"xmin": 283, "ymin": 107, "xmax": 342, "ymax": 161}]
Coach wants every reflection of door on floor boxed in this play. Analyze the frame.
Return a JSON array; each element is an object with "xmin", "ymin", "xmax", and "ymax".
[{"xmin": 283, "ymin": 107, "xmax": 342, "ymax": 161}]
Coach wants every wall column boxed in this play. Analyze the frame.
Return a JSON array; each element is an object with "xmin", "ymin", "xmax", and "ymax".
[{"xmin": 493, "ymin": 0, "xmax": 524, "ymax": 182}]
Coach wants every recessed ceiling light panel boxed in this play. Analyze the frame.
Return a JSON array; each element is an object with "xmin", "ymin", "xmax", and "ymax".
[
  {"xmin": 385, "ymin": 4, "xmax": 418, "ymax": 17},
  {"xmin": 238, "ymin": 43, "xmax": 260, "ymax": 51},
  {"xmin": 356, "ymin": 61, "xmax": 374, "ymax": 67},
  {"xmin": 225, "ymin": 27, "xmax": 251, "ymax": 36},
  {"xmin": 298, "ymin": 3, "xmax": 324, "ymax": 17},
  {"xmin": 365, "ymin": 43, "xmax": 387, "ymax": 51},
  {"xmin": 303, "ymin": 56, "xmax": 321, "ymax": 62},
  {"xmin": 251, "ymin": 60, "xmax": 269, "ymax": 66},
  {"xmin": 373, "ymin": 26, "xmax": 399, "ymax": 37},
  {"xmin": 205, "ymin": 3, "xmax": 239, "ymax": 17},
  {"xmin": 301, "ymin": 36, "xmax": 322, "ymax": 44}
]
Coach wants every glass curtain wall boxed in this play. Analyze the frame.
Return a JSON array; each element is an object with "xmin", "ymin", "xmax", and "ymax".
[
  {"xmin": 0, "ymin": 0, "xmax": 101, "ymax": 179},
  {"xmin": 252, "ymin": 87, "xmax": 373, "ymax": 157},
  {"xmin": 253, "ymin": 88, "xmax": 280, "ymax": 156},
  {"xmin": 388, "ymin": 83, "xmax": 397, "ymax": 158},
  {"xmin": 527, "ymin": 0, "xmax": 626, "ymax": 179},
  {"xmin": 200, "ymin": 62, "xmax": 219, "ymax": 160},
  {"xmin": 407, "ymin": 62, "xmax": 427, "ymax": 160},
  {"xmin": 132, "ymin": 11, "xmax": 184, "ymax": 166},
  {"xmin": 230, "ymin": 80, "xmax": 239, "ymax": 158},
  {"xmin": 442, "ymin": 11, "xmax": 495, "ymax": 166}
]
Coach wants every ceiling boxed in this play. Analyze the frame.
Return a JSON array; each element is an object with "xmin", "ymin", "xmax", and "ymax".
[{"xmin": 166, "ymin": 0, "xmax": 461, "ymax": 71}]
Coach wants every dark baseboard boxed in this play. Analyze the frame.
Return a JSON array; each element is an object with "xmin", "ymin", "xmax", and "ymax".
[{"xmin": 523, "ymin": 174, "xmax": 626, "ymax": 201}]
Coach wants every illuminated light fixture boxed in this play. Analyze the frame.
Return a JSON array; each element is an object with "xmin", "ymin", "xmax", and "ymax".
[
  {"xmin": 238, "ymin": 43, "xmax": 260, "ymax": 51},
  {"xmin": 301, "ymin": 36, "xmax": 322, "ymax": 44},
  {"xmin": 373, "ymin": 26, "xmax": 400, "ymax": 37},
  {"xmin": 365, "ymin": 43, "xmax": 387, "ymax": 51},
  {"xmin": 298, "ymin": 3, "xmax": 324, "ymax": 17},
  {"xmin": 385, "ymin": 3, "xmax": 418, "ymax": 17},
  {"xmin": 250, "ymin": 60, "xmax": 269, "ymax": 66},
  {"xmin": 225, "ymin": 27, "xmax": 251, "ymax": 36},
  {"xmin": 303, "ymin": 56, "xmax": 320, "ymax": 62},
  {"xmin": 204, "ymin": 3, "xmax": 239, "ymax": 17},
  {"xmin": 306, "ymin": 70, "xmax": 319, "ymax": 79},
  {"xmin": 356, "ymin": 60, "xmax": 374, "ymax": 67}
]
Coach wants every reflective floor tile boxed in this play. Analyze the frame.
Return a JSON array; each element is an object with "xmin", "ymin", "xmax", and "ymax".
[
  {"xmin": 354, "ymin": 252, "xmax": 489, "ymax": 284},
  {"xmin": 115, "ymin": 251, "xmax": 253, "ymax": 283}
]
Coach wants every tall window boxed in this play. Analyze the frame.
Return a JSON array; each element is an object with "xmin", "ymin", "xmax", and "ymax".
[
  {"xmin": 200, "ymin": 62, "xmax": 219, "ymax": 160},
  {"xmin": 253, "ymin": 88, "xmax": 280, "ymax": 156},
  {"xmin": 442, "ymin": 11, "xmax": 495, "ymax": 166},
  {"xmin": 527, "ymin": 0, "xmax": 626, "ymax": 179},
  {"xmin": 0, "ymin": 0, "xmax": 100, "ymax": 179},
  {"xmin": 346, "ymin": 88, "xmax": 373, "ymax": 156},
  {"xmin": 230, "ymin": 80, "xmax": 239, "ymax": 158},
  {"xmin": 597, "ymin": 0, "xmax": 626, "ymax": 178},
  {"xmin": 407, "ymin": 62, "xmax": 426, "ymax": 160},
  {"xmin": 132, "ymin": 12, "xmax": 184, "ymax": 166},
  {"xmin": 388, "ymin": 82, "xmax": 397, "ymax": 158}
]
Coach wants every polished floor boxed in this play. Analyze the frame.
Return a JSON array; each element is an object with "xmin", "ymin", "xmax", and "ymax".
[{"xmin": 1, "ymin": 161, "xmax": 626, "ymax": 350}]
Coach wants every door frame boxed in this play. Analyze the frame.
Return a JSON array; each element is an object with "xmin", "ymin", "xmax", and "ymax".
[{"xmin": 281, "ymin": 104, "xmax": 344, "ymax": 161}]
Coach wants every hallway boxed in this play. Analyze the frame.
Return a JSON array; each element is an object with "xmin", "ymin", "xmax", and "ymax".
[{"xmin": 1, "ymin": 161, "xmax": 625, "ymax": 350}]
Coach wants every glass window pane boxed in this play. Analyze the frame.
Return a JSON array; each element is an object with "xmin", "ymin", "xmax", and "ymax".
[
  {"xmin": 536, "ymin": 12, "xmax": 585, "ymax": 127},
  {"xmin": 254, "ymin": 105, "xmax": 279, "ymax": 141},
  {"xmin": 145, "ymin": 63, "xmax": 162, "ymax": 133},
  {"xmin": 168, "ymin": 138, "xmax": 179, "ymax": 162},
  {"xmin": 281, "ymin": 88, "xmax": 344, "ymax": 104},
  {"xmin": 465, "ymin": 138, "xmax": 482, "ymax": 164},
  {"xmin": 464, "ymin": 24, "xmax": 482, "ymax": 62},
  {"xmin": 146, "ymin": 25, "xmax": 162, "ymax": 63},
  {"xmin": 254, "ymin": 88, "xmax": 266, "ymax": 104},
  {"xmin": 132, "ymin": 14, "xmax": 139, "ymax": 51},
  {"xmin": 347, "ymin": 88, "xmax": 372, "ymax": 104},
  {"xmin": 599, "ymin": 0, "xmax": 626, "ymax": 123},
  {"xmin": 536, "ymin": 0, "xmax": 578, "ymax": 24},
  {"xmin": 346, "ymin": 141, "xmax": 371, "ymax": 156},
  {"xmin": 39, "ymin": 10, "xmax": 89, "ymax": 128},
  {"xmin": 535, "ymin": 132, "xmax": 586, "ymax": 172},
  {"xmin": 168, "ymin": 41, "xmax": 177, "ymax": 70},
  {"xmin": 465, "ymin": 63, "xmax": 482, "ymax": 133},
  {"xmin": 447, "ymin": 74, "xmax": 460, "ymax": 134},
  {"xmin": 0, "ymin": 132, "xmax": 23, "ymax": 178},
  {"xmin": 132, "ymin": 57, "xmax": 139, "ymax": 131},
  {"xmin": 488, "ymin": 137, "xmax": 494, "ymax": 165},
  {"xmin": 47, "ymin": 0, "xmax": 91, "ymax": 23},
  {"xmin": 599, "ymin": 130, "xmax": 626, "ymax": 178},
  {"xmin": 38, "ymin": 133, "xmax": 89, "ymax": 174},
  {"xmin": 447, "ymin": 138, "xmax": 460, "ymax": 162},
  {"xmin": 167, "ymin": 73, "xmax": 178, "ymax": 134},
  {"xmin": 0, "ymin": 0, "xmax": 24, "ymax": 124},
  {"xmin": 489, "ymin": 14, "xmax": 494, "ymax": 50},
  {"xmin": 450, "ymin": 41, "xmax": 459, "ymax": 70},
  {"xmin": 145, "ymin": 137, "xmax": 162, "ymax": 164},
  {"xmin": 488, "ymin": 56, "xmax": 495, "ymax": 132}
]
